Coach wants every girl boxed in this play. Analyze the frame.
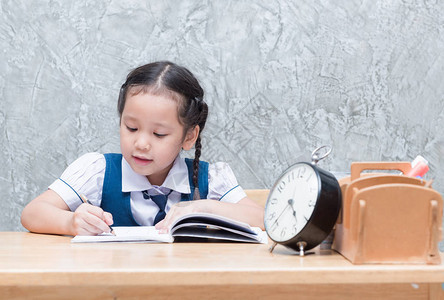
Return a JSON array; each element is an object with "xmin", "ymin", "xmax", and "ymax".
[{"xmin": 21, "ymin": 61, "xmax": 264, "ymax": 236}]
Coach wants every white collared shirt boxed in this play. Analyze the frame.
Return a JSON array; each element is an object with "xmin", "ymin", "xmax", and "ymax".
[{"xmin": 49, "ymin": 153, "xmax": 247, "ymax": 226}]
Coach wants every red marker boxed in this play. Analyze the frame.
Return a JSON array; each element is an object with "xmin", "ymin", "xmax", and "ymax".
[{"xmin": 406, "ymin": 156, "xmax": 429, "ymax": 178}]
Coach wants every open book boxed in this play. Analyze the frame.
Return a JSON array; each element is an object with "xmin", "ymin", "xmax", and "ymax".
[{"xmin": 71, "ymin": 212, "xmax": 268, "ymax": 244}]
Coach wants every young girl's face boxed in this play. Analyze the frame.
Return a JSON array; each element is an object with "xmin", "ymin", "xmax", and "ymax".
[{"xmin": 120, "ymin": 91, "xmax": 198, "ymax": 186}]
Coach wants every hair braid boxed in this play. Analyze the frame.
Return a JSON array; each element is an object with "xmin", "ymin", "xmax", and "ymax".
[
  {"xmin": 190, "ymin": 97, "xmax": 207, "ymax": 199},
  {"xmin": 192, "ymin": 135, "xmax": 202, "ymax": 199}
]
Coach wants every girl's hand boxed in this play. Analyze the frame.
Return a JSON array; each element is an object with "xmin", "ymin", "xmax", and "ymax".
[
  {"xmin": 155, "ymin": 200, "xmax": 206, "ymax": 233},
  {"xmin": 71, "ymin": 203, "xmax": 114, "ymax": 236}
]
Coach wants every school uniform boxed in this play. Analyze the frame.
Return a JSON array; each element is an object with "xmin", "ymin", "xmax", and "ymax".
[{"xmin": 49, "ymin": 152, "xmax": 247, "ymax": 226}]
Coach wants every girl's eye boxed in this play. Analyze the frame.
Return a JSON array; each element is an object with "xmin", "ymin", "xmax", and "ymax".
[
  {"xmin": 126, "ymin": 126, "xmax": 137, "ymax": 132},
  {"xmin": 154, "ymin": 133, "xmax": 167, "ymax": 138}
]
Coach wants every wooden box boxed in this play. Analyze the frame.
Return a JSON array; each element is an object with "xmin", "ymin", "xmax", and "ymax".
[{"xmin": 332, "ymin": 162, "xmax": 443, "ymax": 264}]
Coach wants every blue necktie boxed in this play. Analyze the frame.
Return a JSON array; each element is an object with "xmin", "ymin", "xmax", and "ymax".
[{"xmin": 142, "ymin": 190, "xmax": 172, "ymax": 225}]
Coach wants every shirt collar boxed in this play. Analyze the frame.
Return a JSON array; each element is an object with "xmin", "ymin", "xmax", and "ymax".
[{"xmin": 121, "ymin": 155, "xmax": 191, "ymax": 194}]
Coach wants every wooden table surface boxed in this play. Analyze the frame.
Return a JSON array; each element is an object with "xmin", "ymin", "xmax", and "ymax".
[{"xmin": 1, "ymin": 232, "xmax": 444, "ymax": 299}]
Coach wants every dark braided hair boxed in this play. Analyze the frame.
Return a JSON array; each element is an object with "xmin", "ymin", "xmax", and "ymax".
[{"xmin": 117, "ymin": 61, "xmax": 208, "ymax": 198}]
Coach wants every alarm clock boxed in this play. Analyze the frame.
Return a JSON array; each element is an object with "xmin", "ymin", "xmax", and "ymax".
[{"xmin": 264, "ymin": 146, "xmax": 341, "ymax": 256}]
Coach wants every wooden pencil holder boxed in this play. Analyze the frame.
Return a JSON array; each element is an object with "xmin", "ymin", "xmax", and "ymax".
[{"xmin": 332, "ymin": 162, "xmax": 443, "ymax": 264}]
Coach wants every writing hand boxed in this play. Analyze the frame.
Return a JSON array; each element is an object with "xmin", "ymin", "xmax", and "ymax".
[{"xmin": 71, "ymin": 203, "xmax": 114, "ymax": 236}]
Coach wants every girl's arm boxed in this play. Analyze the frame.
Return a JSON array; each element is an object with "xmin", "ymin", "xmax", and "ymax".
[
  {"xmin": 155, "ymin": 197, "xmax": 265, "ymax": 233},
  {"xmin": 21, "ymin": 189, "xmax": 113, "ymax": 236}
]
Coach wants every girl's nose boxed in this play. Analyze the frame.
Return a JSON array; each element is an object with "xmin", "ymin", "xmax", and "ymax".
[{"xmin": 135, "ymin": 135, "xmax": 151, "ymax": 151}]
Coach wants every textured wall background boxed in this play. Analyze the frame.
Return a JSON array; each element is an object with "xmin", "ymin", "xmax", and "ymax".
[{"xmin": 1, "ymin": 0, "xmax": 444, "ymax": 246}]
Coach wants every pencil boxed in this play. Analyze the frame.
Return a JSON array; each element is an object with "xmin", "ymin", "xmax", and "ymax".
[{"xmin": 80, "ymin": 194, "xmax": 115, "ymax": 236}]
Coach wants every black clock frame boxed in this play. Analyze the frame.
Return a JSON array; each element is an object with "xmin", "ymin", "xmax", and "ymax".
[{"xmin": 266, "ymin": 162, "xmax": 342, "ymax": 252}]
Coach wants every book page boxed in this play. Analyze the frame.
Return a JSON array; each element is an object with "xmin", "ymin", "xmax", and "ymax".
[
  {"xmin": 171, "ymin": 212, "xmax": 255, "ymax": 234},
  {"xmin": 71, "ymin": 213, "xmax": 267, "ymax": 244},
  {"xmin": 170, "ymin": 212, "xmax": 268, "ymax": 244},
  {"xmin": 172, "ymin": 225, "xmax": 268, "ymax": 244},
  {"xmin": 71, "ymin": 226, "xmax": 173, "ymax": 243}
]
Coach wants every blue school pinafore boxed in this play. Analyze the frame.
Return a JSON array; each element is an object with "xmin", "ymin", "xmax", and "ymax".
[{"xmin": 101, "ymin": 153, "xmax": 209, "ymax": 226}]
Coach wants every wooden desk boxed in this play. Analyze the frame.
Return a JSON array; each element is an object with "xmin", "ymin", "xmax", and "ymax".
[{"xmin": 1, "ymin": 232, "xmax": 443, "ymax": 299}]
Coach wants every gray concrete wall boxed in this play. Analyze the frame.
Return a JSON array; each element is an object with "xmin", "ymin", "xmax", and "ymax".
[{"xmin": 1, "ymin": 0, "xmax": 443, "ymax": 249}]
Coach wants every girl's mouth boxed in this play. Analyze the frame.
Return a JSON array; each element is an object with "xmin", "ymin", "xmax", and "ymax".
[{"xmin": 133, "ymin": 156, "xmax": 153, "ymax": 166}]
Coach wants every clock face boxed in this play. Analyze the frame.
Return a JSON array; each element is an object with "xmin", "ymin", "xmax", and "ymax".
[{"xmin": 264, "ymin": 163, "xmax": 320, "ymax": 243}]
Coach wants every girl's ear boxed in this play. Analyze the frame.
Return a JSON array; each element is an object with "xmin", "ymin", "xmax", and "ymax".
[{"xmin": 182, "ymin": 125, "xmax": 200, "ymax": 150}]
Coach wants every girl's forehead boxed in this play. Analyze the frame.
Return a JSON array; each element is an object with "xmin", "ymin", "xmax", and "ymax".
[
  {"xmin": 128, "ymin": 85, "xmax": 183, "ymax": 103},
  {"xmin": 123, "ymin": 92, "xmax": 182, "ymax": 126},
  {"xmin": 123, "ymin": 86, "xmax": 188, "ymax": 129}
]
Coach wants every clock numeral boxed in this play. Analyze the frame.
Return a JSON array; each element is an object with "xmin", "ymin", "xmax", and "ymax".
[
  {"xmin": 270, "ymin": 198, "xmax": 278, "ymax": 205},
  {"xmin": 267, "ymin": 212, "xmax": 276, "ymax": 221},
  {"xmin": 287, "ymin": 172, "xmax": 295, "ymax": 183},
  {"xmin": 292, "ymin": 225, "xmax": 297, "ymax": 235},
  {"xmin": 305, "ymin": 172, "xmax": 313, "ymax": 182},
  {"xmin": 297, "ymin": 166, "xmax": 306, "ymax": 178},
  {"xmin": 277, "ymin": 181, "xmax": 286, "ymax": 193},
  {"xmin": 280, "ymin": 227, "xmax": 286, "ymax": 238},
  {"xmin": 308, "ymin": 199, "xmax": 316, "ymax": 207}
]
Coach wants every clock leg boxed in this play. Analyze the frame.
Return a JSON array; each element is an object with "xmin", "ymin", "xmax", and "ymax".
[
  {"xmin": 297, "ymin": 241, "xmax": 307, "ymax": 256},
  {"xmin": 269, "ymin": 242, "xmax": 277, "ymax": 253}
]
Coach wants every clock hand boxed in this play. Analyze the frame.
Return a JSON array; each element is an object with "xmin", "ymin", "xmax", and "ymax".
[
  {"xmin": 270, "ymin": 203, "xmax": 291, "ymax": 230},
  {"xmin": 290, "ymin": 184, "xmax": 300, "ymax": 219},
  {"xmin": 288, "ymin": 199, "xmax": 298, "ymax": 223}
]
